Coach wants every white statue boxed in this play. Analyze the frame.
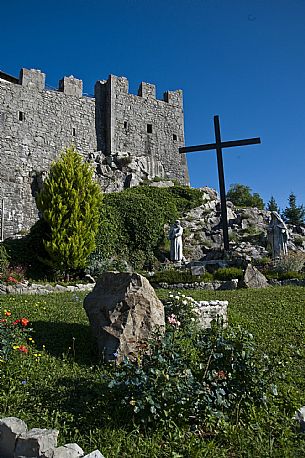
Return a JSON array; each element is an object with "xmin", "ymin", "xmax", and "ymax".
[
  {"xmin": 267, "ymin": 211, "xmax": 289, "ymax": 259},
  {"xmin": 169, "ymin": 220, "xmax": 183, "ymax": 263}
]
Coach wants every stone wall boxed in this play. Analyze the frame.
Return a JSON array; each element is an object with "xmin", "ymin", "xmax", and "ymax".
[
  {"xmin": 96, "ymin": 75, "xmax": 189, "ymax": 184},
  {"xmin": 0, "ymin": 70, "xmax": 96, "ymax": 238},
  {"xmin": 0, "ymin": 68, "xmax": 189, "ymax": 239}
]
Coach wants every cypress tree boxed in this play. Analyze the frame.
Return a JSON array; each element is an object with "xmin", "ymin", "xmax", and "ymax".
[{"xmin": 36, "ymin": 146, "xmax": 103, "ymax": 276}]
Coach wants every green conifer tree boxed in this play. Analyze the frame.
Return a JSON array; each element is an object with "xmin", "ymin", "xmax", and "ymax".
[
  {"xmin": 282, "ymin": 193, "xmax": 305, "ymax": 226},
  {"xmin": 266, "ymin": 196, "xmax": 280, "ymax": 213},
  {"xmin": 36, "ymin": 146, "xmax": 103, "ymax": 275}
]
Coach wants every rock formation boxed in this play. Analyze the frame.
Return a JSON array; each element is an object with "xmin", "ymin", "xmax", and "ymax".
[{"xmin": 83, "ymin": 272, "xmax": 165, "ymax": 362}]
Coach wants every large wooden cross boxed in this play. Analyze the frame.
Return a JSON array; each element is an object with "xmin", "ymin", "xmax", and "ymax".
[{"xmin": 179, "ymin": 115, "xmax": 261, "ymax": 252}]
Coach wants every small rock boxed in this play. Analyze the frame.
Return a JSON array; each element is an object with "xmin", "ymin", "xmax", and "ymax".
[
  {"xmin": 83, "ymin": 451, "xmax": 105, "ymax": 458},
  {"xmin": 14, "ymin": 427, "xmax": 59, "ymax": 458},
  {"xmin": 53, "ymin": 443, "xmax": 84, "ymax": 458}
]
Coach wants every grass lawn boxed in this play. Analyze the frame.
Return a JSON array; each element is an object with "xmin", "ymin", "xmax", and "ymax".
[{"xmin": 1, "ymin": 286, "xmax": 305, "ymax": 457}]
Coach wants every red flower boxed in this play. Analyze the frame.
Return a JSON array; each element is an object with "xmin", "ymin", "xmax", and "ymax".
[
  {"xmin": 7, "ymin": 276, "xmax": 17, "ymax": 283},
  {"xmin": 0, "ymin": 319, "xmax": 7, "ymax": 323},
  {"xmin": 21, "ymin": 318, "xmax": 29, "ymax": 327},
  {"xmin": 4, "ymin": 311, "xmax": 12, "ymax": 317},
  {"xmin": 216, "ymin": 370, "xmax": 226, "ymax": 380},
  {"xmin": 18, "ymin": 345, "xmax": 28, "ymax": 354},
  {"xmin": 13, "ymin": 319, "xmax": 21, "ymax": 325}
]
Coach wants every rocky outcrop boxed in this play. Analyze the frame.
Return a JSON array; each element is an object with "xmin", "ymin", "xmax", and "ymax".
[
  {"xmin": 83, "ymin": 272, "xmax": 165, "ymax": 362},
  {"xmin": 181, "ymin": 187, "xmax": 305, "ymax": 262}
]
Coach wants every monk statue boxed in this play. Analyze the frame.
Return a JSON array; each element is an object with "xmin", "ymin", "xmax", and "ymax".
[
  {"xmin": 267, "ymin": 211, "xmax": 289, "ymax": 259},
  {"xmin": 169, "ymin": 220, "xmax": 183, "ymax": 264}
]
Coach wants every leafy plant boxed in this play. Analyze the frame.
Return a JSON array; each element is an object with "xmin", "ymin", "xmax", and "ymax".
[
  {"xmin": 106, "ymin": 294, "xmax": 276, "ymax": 428},
  {"xmin": 36, "ymin": 146, "xmax": 103, "ymax": 276}
]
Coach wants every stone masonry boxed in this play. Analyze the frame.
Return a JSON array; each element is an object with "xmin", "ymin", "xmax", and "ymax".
[{"xmin": 0, "ymin": 68, "xmax": 189, "ymax": 238}]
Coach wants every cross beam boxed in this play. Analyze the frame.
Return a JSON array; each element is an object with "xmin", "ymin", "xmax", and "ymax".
[{"xmin": 179, "ymin": 115, "xmax": 261, "ymax": 252}]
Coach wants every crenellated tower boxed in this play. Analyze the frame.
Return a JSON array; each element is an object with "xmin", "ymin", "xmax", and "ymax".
[{"xmin": 0, "ymin": 67, "xmax": 189, "ymax": 238}]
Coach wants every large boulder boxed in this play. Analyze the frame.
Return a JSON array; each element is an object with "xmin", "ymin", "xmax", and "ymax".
[
  {"xmin": 83, "ymin": 272, "xmax": 165, "ymax": 362},
  {"xmin": 243, "ymin": 264, "xmax": 269, "ymax": 289}
]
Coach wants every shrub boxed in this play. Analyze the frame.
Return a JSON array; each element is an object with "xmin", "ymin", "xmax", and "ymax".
[
  {"xmin": 95, "ymin": 185, "xmax": 203, "ymax": 270},
  {"xmin": 150, "ymin": 269, "xmax": 213, "ymax": 284},
  {"xmin": 0, "ymin": 244, "xmax": 9, "ymax": 273},
  {"xmin": 214, "ymin": 267, "xmax": 243, "ymax": 281},
  {"xmin": 36, "ymin": 146, "xmax": 103, "ymax": 276},
  {"xmin": 105, "ymin": 294, "xmax": 276, "ymax": 428},
  {"xmin": 274, "ymin": 252, "xmax": 305, "ymax": 273}
]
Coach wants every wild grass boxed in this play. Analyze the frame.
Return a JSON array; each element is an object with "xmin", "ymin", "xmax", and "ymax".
[{"xmin": 1, "ymin": 287, "xmax": 305, "ymax": 457}]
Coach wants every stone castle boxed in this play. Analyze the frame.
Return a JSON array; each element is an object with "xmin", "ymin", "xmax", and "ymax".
[{"xmin": 0, "ymin": 68, "xmax": 189, "ymax": 239}]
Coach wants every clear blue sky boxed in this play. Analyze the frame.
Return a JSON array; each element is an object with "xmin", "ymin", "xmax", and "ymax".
[{"xmin": 1, "ymin": 0, "xmax": 304, "ymax": 210}]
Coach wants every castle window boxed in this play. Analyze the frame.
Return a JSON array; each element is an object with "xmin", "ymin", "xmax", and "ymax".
[
  {"xmin": 147, "ymin": 123, "xmax": 153, "ymax": 134},
  {"xmin": 173, "ymin": 134, "xmax": 177, "ymax": 141},
  {"xmin": 72, "ymin": 127, "xmax": 76, "ymax": 136},
  {"xmin": 124, "ymin": 121, "xmax": 128, "ymax": 129},
  {"xmin": 18, "ymin": 111, "xmax": 24, "ymax": 121}
]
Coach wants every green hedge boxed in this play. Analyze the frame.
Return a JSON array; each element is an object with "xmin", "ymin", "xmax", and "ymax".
[{"xmin": 94, "ymin": 185, "xmax": 203, "ymax": 270}]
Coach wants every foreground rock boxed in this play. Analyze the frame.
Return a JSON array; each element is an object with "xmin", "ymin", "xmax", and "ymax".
[
  {"xmin": 0, "ymin": 417, "xmax": 105, "ymax": 458},
  {"xmin": 84, "ymin": 272, "xmax": 165, "ymax": 362}
]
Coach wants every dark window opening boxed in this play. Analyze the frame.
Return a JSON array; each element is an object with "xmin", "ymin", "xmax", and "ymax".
[
  {"xmin": 18, "ymin": 111, "xmax": 24, "ymax": 121},
  {"xmin": 173, "ymin": 134, "xmax": 177, "ymax": 141},
  {"xmin": 72, "ymin": 127, "xmax": 76, "ymax": 136},
  {"xmin": 124, "ymin": 121, "xmax": 128, "ymax": 129},
  {"xmin": 147, "ymin": 123, "xmax": 153, "ymax": 134}
]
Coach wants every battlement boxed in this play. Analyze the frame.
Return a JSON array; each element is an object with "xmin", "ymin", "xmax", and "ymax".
[
  {"xmin": 97, "ymin": 74, "xmax": 183, "ymax": 107},
  {"xmin": 2, "ymin": 68, "xmax": 183, "ymax": 107}
]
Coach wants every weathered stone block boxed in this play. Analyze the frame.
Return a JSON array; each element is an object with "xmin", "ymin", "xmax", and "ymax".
[
  {"xmin": 83, "ymin": 272, "xmax": 165, "ymax": 362},
  {"xmin": 194, "ymin": 300, "xmax": 228, "ymax": 329},
  {"xmin": 0, "ymin": 417, "xmax": 27, "ymax": 458},
  {"xmin": 14, "ymin": 427, "xmax": 59, "ymax": 458}
]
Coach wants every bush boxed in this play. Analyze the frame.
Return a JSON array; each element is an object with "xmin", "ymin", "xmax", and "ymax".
[
  {"xmin": 95, "ymin": 185, "xmax": 203, "ymax": 270},
  {"xmin": 274, "ymin": 252, "xmax": 305, "ymax": 273},
  {"xmin": 106, "ymin": 294, "xmax": 276, "ymax": 428},
  {"xmin": 214, "ymin": 267, "xmax": 243, "ymax": 281},
  {"xmin": 150, "ymin": 269, "xmax": 213, "ymax": 284},
  {"xmin": 0, "ymin": 244, "xmax": 9, "ymax": 273}
]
